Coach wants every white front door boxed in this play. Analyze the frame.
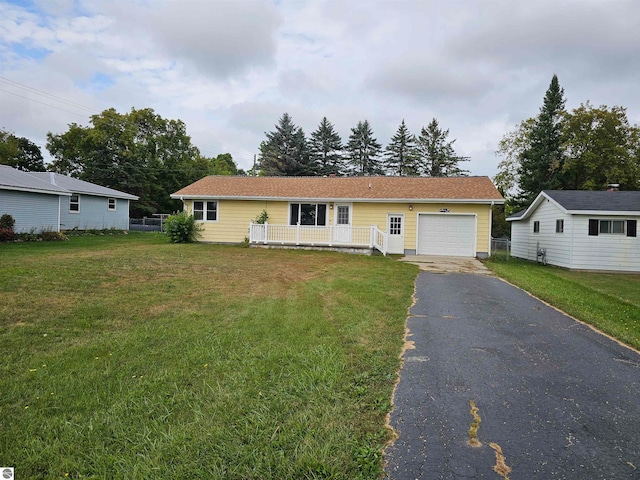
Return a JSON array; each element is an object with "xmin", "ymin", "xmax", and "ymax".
[
  {"xmin": 334, "ymin": 204, "xmax": 352, "ymax": 243},
  {"xmin": 387, "ymin": 214, "xmax": 405, "ymax": 254}
]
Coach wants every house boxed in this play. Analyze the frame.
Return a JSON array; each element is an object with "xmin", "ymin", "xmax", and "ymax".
[
  {"xmin": 507, "ymin": 190, "xmax": 640, "ymax": 272},
  {"xmin": 28, "ymin": 172, "xmax": 138, "ymax": 231},
  {"xmin": 0, "ymin": 165, "xmax": 138, "ymax": 232},
  {"xmin": 171, "ymin": 176, "xmax": 504, "ymax": 257},
  {"xmin": 0, "ymin": 165, "xmax": 71, "ymax": 233}
]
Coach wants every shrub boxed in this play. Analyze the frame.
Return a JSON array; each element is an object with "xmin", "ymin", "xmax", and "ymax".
[
  {"xmin": 164, "ymin": 211, "xmax": 202, "ymax": 243},
  {"xmin": 254, "ymin": 209, "xmax": 269, "ymax": 224},
  {"xmin": 39, "ymin": 231, "xmax": 69, "ymax": 242},
  {"xmin": 0, "ymin": 227, "xmax": 16, "ymax": 242},
  {"xmin": 0, "ymin": 214, "xmax": 15, "ymax": 230}
]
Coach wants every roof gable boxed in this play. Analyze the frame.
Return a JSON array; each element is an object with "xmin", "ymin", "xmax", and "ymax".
[{"xmin": 171, "ymin": 176, "xmax": 503, "ymax": 203}]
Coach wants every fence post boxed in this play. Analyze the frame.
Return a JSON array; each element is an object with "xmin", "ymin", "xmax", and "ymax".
[
  {"xmin": 296, "ymin": 222, "xmax": 300, "ymax": 245},
  {"xmin": 263, "ymin": 222, "xmax": 268, "ymax": 245},
  {"xmin": 329, "ymin": 224, "xmax": 333, "ymax": 246}
]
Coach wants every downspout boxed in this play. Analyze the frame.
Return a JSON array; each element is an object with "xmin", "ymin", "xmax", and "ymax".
[
  {"xmin": 58, "ymin": 195, "xmax": 61, "ymax": 232},
  {"xmin": 488, "ymin": 201, "xmax": 494, "ymax": 257}
]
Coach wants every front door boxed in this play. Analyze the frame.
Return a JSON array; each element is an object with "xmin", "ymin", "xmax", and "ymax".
[
  {"xmin": 334, "ymin": 204, "xmax": 352, "ymax": 243},
  {"xmin": 387, "ymin": 214, "xmax": 405, "ymax": 254}
]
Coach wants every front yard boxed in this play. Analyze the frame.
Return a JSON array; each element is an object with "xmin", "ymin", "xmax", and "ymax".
[
  {"xmin": 485, "ymin": 257, "xmax": 640, "ymax": 351},
  {"xmin": 0, "ymin": 233, "xmax": 417, "ymax": 479}
]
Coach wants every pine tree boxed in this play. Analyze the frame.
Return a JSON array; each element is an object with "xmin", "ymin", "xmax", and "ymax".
[
  {"xmin": 309, "ymin": 117, "xmax": 344, "ymax": 175},
  {"xmin": 516, "ymin": 74, "xmax": 566, "ymax": 206},
  {"xmin": 416, "ymin": 118, "xmax": 469, "ymax": 177},
  {"xmin": 259, "ymin": 113, "xmax": 313, "ymax": 176},
  {"xmin": 346, "ymin": 120, "xmax": 383, "ymax": 175},
  {"xmin": 384, "ymin": 119, "xmax": 418, "ymax": 176}
]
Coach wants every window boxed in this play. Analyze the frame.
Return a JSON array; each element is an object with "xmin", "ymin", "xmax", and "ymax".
[
  {"xmin": 69, "ymin": 194, "xmax": 79, "ymax": 213},
  {"xmin": 600, "ymin": 220, "xmax": 625, "ymax": 234},
  {"xmin": 193, "ymin": 201, "xmax": 218, "ymax": 221},
  {"xmin": 389, "ymin": 216, "xmax": 402, "ymax": 235},
  {"xmin": 108, "ymin": 198, "xmax": 116, "ymax": 211},
  {"xmin": 533, "ymin": 221, "xmax": 539, "ymax": 233},
  {"xmin": 337, "ymin": 205, "xmax": 350, "ymax": 225},
  {"xmin": 289, "ymin": 203, "xmax": 327, "ymax": 226},
  {"xmin": 589, "ymin": 219, "xmax": 636, "ymax": 237},
  {"xmin": 555, "ymin": 219, "xmax": 564, "ymax": 233}
]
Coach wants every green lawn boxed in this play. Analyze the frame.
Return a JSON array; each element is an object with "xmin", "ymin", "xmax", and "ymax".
[
  {"xmin": 485, "ymin": 257, "xmax": 640, "ymax": 350},
  {"xmin": 0, "ymin": 233, "xmax": 418, "ymax": 479}
]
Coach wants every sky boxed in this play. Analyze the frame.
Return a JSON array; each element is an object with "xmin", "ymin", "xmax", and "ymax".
[{"xmin": 2, "ymin": 0, "xmax": 640, "ymax": 178}]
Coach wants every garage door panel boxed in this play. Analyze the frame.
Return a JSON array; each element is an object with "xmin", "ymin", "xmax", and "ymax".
[{"xmin": 417, "ymin": 215, "xmax": 476, "ymax": 257}]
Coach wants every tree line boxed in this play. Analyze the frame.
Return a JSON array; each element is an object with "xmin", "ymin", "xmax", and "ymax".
[
  {"xmin": 494, "ymin": 74, "xmax": 640, "ymax": 212},
  {"xmin": 258, "ymin": 114, "xmax": 469, "ymax": 177}
]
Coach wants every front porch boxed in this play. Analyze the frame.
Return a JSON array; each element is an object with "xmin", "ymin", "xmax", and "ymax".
[{"xmin": 248, "ymin": 222, "xmax": 388, "ymax": 255}]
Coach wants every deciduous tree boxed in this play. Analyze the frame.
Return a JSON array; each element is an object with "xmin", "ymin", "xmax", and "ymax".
[{"xmin": 0, "ymin": 131, "xmax": 46, "ymax": 172}]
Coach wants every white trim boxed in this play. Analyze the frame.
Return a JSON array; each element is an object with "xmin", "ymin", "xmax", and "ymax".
[
  {"xmin": 108, "ymin": 197, "xmax": 117, "ymax": 211},
  {"xmin": 69, "ymin": 194, "xmax": 80, "ymax": 214},
  {"xmin": 193, "ymin": 200, "xmax": 219, "ymax": 222},
  {"xmin": 386, "ymin": 213, "xmax": 405, "ymax": 254},
  {"xmin": 333, "ymin": 203, "xmax": 352, "ymax": 226}
]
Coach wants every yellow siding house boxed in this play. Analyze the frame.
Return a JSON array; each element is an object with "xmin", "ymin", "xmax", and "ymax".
[{"xmin": 171, "ymin": 176, "xmax": 504, "ymax": 257}]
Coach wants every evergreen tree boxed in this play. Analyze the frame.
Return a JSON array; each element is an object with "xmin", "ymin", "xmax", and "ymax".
[
  {"xmin": 346, "ymin": 120, "xmax": 383, "ymax": 175},
  {"xmin": 384, "ymin": 119, "xmax": 418, "ymax": 176},
  {"xmin": 416, "ymin": 118, "xmax": 469, "ymax": 177},
  {"xmin": 309, "ymin": 117, "xmax": 344, "ymax": 175},
  {"xmin": 259, "ymin": 113, "xmax": 313, "ymax": 176},
  {"xmin": 516, "ymin": 74, "xmax": 566, "ymax": 206}
]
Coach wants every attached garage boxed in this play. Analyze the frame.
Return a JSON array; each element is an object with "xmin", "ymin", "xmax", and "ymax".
[{"xmin": 417, "ymin": 213, "xmax": 477, "ymax": 257}]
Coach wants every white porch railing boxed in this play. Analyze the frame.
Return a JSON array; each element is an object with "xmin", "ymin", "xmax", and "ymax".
[{"xmin": 249, "ymin": 222, "xmax": 387, "ymax": 255}]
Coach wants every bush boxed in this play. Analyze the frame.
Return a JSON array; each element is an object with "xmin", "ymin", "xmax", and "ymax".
[
  {"xmin": 164, "ymin": 212, "xmax": 202, "ymax": 243},
  {"xmin": 39, "ymin": 231, "xmax": 69, "ymax": 242},
  {"xmin": 0, "ymin": 227, "xmax": 16, "ymax": 242},
  {"xmin": 0, "ymin": 214, "xmax": 15, "ymax": 230}
]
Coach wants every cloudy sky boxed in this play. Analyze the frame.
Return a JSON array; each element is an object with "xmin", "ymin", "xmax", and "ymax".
[{"xmin": 2, "ymin": 0, "xmax": 640, "ymax": 177}]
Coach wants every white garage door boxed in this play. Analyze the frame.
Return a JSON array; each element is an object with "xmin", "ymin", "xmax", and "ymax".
[{"xmin": 417, "ymin": 214, "xmax": 476, "ymax": 257}]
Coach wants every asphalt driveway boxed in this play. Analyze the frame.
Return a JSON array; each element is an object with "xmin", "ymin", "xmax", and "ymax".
[{"xmin": 385, "ymin": 272, "xmax": 640, "ymax": 479}]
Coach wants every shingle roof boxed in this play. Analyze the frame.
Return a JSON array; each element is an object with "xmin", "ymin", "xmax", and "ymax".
[
  {"xmin": 544, "ymin": 190, "xmax": 640, "ymax": 212},
  {"xmin": 0, "ymin": 165, "xmax": 70, "ymax": 195},
  {"xmin": 171, "ymin": 176, "xmax": 503, "ymax": 203},
  {"xmin": 28, "ymin": 172, "xmax": 138, "ymax": 200}
]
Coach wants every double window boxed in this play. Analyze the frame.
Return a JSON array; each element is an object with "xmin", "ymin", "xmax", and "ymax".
[
  {"xmin": 289, "ymin": 203, "xmax": 327, "ymax": 226},
  {"xmin": 193, "ymin": 201, "xmax": 218, "ymax": 221},
  {"xmin": 589, "ymin": 219, "xmax": 637, "ymax": 237},
  {"xmin": 108, "ymin": 198, "xmax": 116, "ymax": 211}
]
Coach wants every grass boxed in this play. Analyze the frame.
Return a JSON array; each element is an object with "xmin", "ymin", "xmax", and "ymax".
[
  {"xmin": 0, "ymin": 233, "xmax": 418, "ymax": 479},
  {"xmin": 485, "ymin": 256, "xmax": 640, "ymax": 350}
]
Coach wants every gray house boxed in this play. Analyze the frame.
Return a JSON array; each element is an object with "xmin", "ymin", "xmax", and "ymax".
[
  {"xmin": 0, "ymin": 165, "xmax": 138, "ymax": 232},
  {"xmin": 0, "ymin": 165, "xmax": 71, "ymax": 233},
  {"xmin": 508, "ymin": 190, "xmax": 640, "ymax": 272},
  {"xmin": 29, "ymin": 172, "xmax": 138, "ymax": 230}
]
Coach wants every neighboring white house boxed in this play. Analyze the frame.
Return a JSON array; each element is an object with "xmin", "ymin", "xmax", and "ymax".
[
  {"xmin": 508, "ymin": 190, "xmax": 640, "ymax": 272},
  {"xmin": 0, "ymin": 166, "xmax": 138, "ymax": 232}
]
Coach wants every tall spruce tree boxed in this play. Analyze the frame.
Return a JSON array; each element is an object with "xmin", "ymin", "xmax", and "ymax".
[
  {"xmin": 416, "ymin": 118, "xmax": 469, "ymax": 177},
  {"xmin": 384, "ymin": 119, "xmax": 419, "ymax": 176},
  {"xmin": 259, "ymin": 113, "xmax": 314, "ymax": 176},
  {"xmin": 516, "ymin": 74, "xmax": 566, "ymax": 206},
  {"xmin": 309, "ymin": 117, "xmax": 344, "ymax": 175},
  {"xmin": 346, "ymin": 120, "xmax": 383, "ymax": 175}
]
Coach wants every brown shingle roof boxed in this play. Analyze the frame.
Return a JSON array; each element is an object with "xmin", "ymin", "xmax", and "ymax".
[{"xmin": 171, "ymin": 176, "xmax": 503, "ymax": 202}]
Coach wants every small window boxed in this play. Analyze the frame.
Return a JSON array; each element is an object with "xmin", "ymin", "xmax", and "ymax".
[
  {"xmin": 533, "ymin": 221, "xmax": 540, "ymax": 233},
  {"xmin": 555, "ymin": 219, "xmax": 564, "ymax": 233},
  {"xmin": 69, "ymin": 194, "xmax": 79, "ymax": 213},
  {"xmin": 108, "ymin": 198, "xmax": 116, "ymax": 211},
  {"xmin": 193, "ymin": 201, "xmax": 217, "ymax": 221}
]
